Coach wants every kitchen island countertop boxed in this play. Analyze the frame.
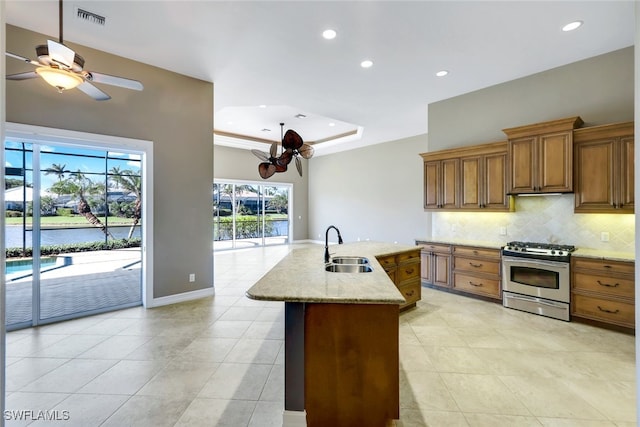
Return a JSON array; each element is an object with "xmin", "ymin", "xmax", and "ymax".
[{"xmin": 246, "ymin": 241, "xmax": 414, "ymax": 304}]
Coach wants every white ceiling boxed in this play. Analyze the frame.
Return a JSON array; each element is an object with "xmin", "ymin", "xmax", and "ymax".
[{"xmin": 5, "ymin": 1, "xmax": 636, "ymax": 155}]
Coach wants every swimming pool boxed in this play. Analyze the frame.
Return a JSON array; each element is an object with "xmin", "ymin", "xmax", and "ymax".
[{"xmin": 6, "ymin": 257, "xmax": 59, "ymax": 275}]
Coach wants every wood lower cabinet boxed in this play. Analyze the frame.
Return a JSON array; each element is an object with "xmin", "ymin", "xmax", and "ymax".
[
  {"xmin": 571, "ymin": 256, "xmax": 635, "ymax": 329},
  {"xmin": 418, "ymin": 242, "xmax": 451, "ymax": 289},
  {"xmin": 503, "ymin": 116, "xmax": 583, "ymax": 194},
  {"xmin": 377, "ymin": 249, "xmax": 421, "ymax": 311},
  {"xmin": 573, "ymin": 122, "xmax": 634, "ymax": 213},
  {"xmin": 305, "ymin": 303, "xmax": 399, "ymax": 426},
  {"xmin": 452, "ymin": 245, "xmax": 502, "ymax": 299}
]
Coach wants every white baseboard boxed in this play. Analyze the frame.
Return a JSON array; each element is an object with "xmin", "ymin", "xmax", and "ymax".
[
  {"xmin": 148, "ymin": 286, "xmax": 214, "ymax": 308},
  {"xmin": 282, "ymin": 410, "xmax": 307, "ymax": 427}
]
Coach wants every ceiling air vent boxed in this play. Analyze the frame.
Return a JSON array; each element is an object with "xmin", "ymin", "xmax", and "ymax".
[{"xmin": 75, "ymin": 7, "xmax": 106, "ymax": 26}]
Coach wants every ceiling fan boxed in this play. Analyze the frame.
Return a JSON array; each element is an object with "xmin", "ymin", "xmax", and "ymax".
[
  {"xmin": 5, "ymin": 0, "xmax": 143, "ymax": 101},
  {"xmin": 251, "ymin": 123, "xmax": 314, "ymax": 179}
]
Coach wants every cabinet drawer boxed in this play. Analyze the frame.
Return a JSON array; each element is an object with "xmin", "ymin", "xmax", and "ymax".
[
  {"xmin": 572, "ymin": 272, "xmax": 634, "ymax": 299},
  {"xmin": 573, "ymin": 257, "xmax": 635, "ymax": 275},
  {"xmin": 399, "ymin": 281, "xmax": 421, "ymax": 306},
  {"xmin": 385, "ymin": 267, "xmax": 396, "ymax": 282},
  {"xmin": 572, "ymin": 293, "xmax": 635, "ymax": 328},
  {"xmin": 452, "ymin": 246, "xmax": 500, "ymax": 259},
  {"xmin": 398, "ymin": 250, "xmax": 421, "ymax": 264},
  {"xmin": 376, "ymin": 255, "xmax": 396, "ymax": 269},
  {"xmin": 397, "ymin": 262, "xmax": 420, "ymax": 283},
  {"xmin": 453, "ymin": 273, "xmax": 501, "ymax": 298},
  {"xmin": 453, "ymin": 256, "xmax": 500, "ymax": 275},
  {"xmin": 420, "ymin": 243, "xmax": 451, "ymax": 254}
]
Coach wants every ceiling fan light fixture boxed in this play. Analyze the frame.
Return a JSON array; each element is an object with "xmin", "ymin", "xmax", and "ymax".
[{"xmin": 35, "ymin": 66, "xmax": 83, "ymax": 92}]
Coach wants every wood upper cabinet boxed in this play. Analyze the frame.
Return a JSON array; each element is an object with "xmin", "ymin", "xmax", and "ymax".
[
  {"xmin": 573, "ymin": 122, "xmax": 634, "ymax": 213},
  {"xmin": 460, "ymin": 142, "xmax": 510, "ymax": 210},
  {"xmin": 421, "ymin": 141, "xmax": 511, "ymax": 211},
  {"xmin": 503, "ymin": 116, "xmax": 583, "ymax": 194},
  {"xmin": 423, "ymin": 158, "xmax": 459, "ymax": 209}
]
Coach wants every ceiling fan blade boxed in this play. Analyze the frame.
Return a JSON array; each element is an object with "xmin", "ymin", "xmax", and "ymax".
[
  {"xmin": 5, "ymin": 51, "xmax": 40, "ymax": 67},
  {"xmin": 47, "ymin": 40, "xmax": 75, "ymax": 69},
  {"xmin": 6, "ymin": 71, "xmax": 39, "ymax": 81},
  {"xmin": 251, "ymin": 149, "xmax": 270, "ymax": 162},
  {"xmin": 76, "ymin": 81, "xmax": 111, "ymax": 101},
  {"xmin": 299, "ymin": 144, "xmax": 314, "ymax": 159},
  {"xmin": 282, "ymin": 129, "xmax": 303, "ymax": 150},
  {"xmin": 258, "ymin": 163, "xmax": 276, "ymax": 179},
  {"xmin": 277, "ymin": 150, "xmax": 293, "ymax": 167},
  {"xmin": 85, "ymin": 71, "xmax": 144, "ymax": 91},
  {"xmin": 269, "ymin": 141, "xmax": 278, "ymax": 158},
  {"xmin": 295, "ymin": 156, "xmax": 303, "ymax": 177}
]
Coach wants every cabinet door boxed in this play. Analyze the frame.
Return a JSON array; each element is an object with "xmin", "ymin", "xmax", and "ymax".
[
  {"xmin": 509, "ymin": 136, "xmax": 536, "ymax": 193},
  {"xmin": 441, "ymin": 159, "xmax": 459, "ymax": 209},
  {"xmin": 420, "ymin": 251, "xmax": 433, "ymax": 283},
  {"xmin": 433, "ymin": 254, "xmax": 451, "ymax": 288},
  {"xmin": 574, "ymin": 139, "xmax": 615, "ymax": 212},
  {"xmin": 483, "ymin": 152, "xmax": 509, "ymax": 209},
  {"xmin": 460, "ymin": 156, "xmax": 481, "ymax": 209},
  {"xmin": 618, "ymin": 136, "xmax": 634, "ymax": 212},
  {"xmin": 539, "ymin": 131, "xmax": 573, "ymax": 192},
  {"xmin": 424, "ymin": 161, "xmax": 440, "ymax": 209}
]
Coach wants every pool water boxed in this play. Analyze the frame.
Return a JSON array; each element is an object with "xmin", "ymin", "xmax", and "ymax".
[{"xmin": 5, "ymin": 257, "xmax": 58, "ymax": 275}]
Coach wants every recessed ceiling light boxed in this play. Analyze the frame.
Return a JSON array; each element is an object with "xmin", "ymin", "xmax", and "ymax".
[
  {"xmin": 259, "ymin": 104, "xmax": 267, "ymax": 108},
  {"xmin": 295, "ymin": 113, "xmax": 307, "ymax": 119},
  {"xmin": 322, "ymin": 29, "xmax": 337, "ymax": 40},
  {"xmin": 328, "ymin": 122, "xmax": 335, "ymax": 127},
  {"xmin": 436, "ymin": 70, "xmax": 449, "ymax": 77},
  {"xmin": 562, "ymin": 21, "xmax": 583, "ymax": 32},
  {"xmin": 261, "ymin": 128, "xmax": 271, "ymax": 132},
  {"xmin": 360, "ymin": 60, "xmax": 373, "ymax": 69}
]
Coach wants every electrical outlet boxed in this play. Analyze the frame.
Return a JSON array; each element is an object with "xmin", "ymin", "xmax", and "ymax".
[
  {"xmin": 189, "ymin": 273, "xmax": 195, "ymax": 282},
  {"xmin": 499, "ymin": 226, "xmax": 507, "ymax": 236},
  {"xmin": 600, "ymin": 232, "xmax": 610, "ymax": 242}
]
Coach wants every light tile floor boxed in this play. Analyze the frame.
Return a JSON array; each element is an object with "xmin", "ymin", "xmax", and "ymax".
[{"xmin": 4, "ymin": 243, "xmax": 637, "ymax": 426}]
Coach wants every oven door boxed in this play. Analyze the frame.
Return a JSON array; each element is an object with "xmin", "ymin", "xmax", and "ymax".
[{"xmin": 502, "ymin": 256, "xmax": 570, "ymax": 303}]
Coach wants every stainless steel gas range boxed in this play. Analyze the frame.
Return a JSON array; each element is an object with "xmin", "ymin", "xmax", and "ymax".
[{"xmin": 501, "ymin": 241, "xmax": 576, "ymax": 321}]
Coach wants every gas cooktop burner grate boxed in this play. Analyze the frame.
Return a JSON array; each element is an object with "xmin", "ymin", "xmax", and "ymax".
[{"xmin": 506, "ymin": 241, "xmax": 576, "ymax": 252}]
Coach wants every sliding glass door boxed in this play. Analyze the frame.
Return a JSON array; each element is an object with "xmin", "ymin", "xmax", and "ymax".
[
  {"xmin": 213, "ymin": 180, "xmax": 291, "ymax": 250},
  {"xmin": 4, "ymin": 140, "xmax": 143, "ymax": 330}
]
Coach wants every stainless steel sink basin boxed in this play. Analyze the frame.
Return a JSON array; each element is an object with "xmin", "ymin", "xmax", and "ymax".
[
  {"xmin": 330, "ymin": 256, "xmax": 370, "ymax": 265},
  {"xmin": 325, "ymin": 264, "xmax": 373, "ymax": 273}
]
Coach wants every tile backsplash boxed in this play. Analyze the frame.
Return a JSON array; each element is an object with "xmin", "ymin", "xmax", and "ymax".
[{"xmin": 432, "ymin": 194, "xmax": 635, "ymax": 253}]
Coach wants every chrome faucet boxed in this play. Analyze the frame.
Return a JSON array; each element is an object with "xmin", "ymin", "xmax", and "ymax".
[{"xmin": 324, "ymin": 225, "xmax": 344, "ymax": 263}]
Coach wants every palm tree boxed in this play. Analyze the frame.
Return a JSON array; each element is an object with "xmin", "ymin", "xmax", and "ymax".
[
  {"xmin": 109, "ymin": 167, "xmax": 142, "ymax": 239},
  {"xmin": 70, "ymin": 170, "xmax": 115, "ymax": 239},
  {"xmin": 44, "ymin": 163, "xmax": 67, "ymax": 181}
]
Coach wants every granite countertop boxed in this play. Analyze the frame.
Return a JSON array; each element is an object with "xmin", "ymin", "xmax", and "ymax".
[
  {"xmin": 573, "ymin": 248, "xmax": 635, "ymax": 262},
  {"xmin": 415, "ymin": 237, "xmax": 504, "ymax": 249},
  {"xmin": 246, "ymin": 241, "xmax": 417, "ymax": 304}
]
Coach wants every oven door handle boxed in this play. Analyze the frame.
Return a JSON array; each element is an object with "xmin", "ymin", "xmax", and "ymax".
[
  {"xmin": 504, "ymin": 293, "xmax": 568, "ymax": 308},
  {"xmin": 502, "ymin": 256, "xmax": 569, "ymax": 269}
]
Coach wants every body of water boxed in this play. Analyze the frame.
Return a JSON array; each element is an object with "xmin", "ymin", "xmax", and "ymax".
[{"xmin": 5, "ymin": 225, "xmax": 142, "ymax": 249}]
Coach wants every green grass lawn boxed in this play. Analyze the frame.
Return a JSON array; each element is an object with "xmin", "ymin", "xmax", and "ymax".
[{"xmin": 5, "ymin": 215, "xmax": 135, "ymax": 227}]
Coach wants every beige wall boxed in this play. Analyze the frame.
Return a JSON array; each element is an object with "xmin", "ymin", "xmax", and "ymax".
[
  {"xmin": 213, "ymin": 144, "xmax": 308, "ymax": 241},
  {"xmin": 308, "ymin": 135, "xmax": 429, "ymax": 245},
  {"xmin": 428, "ymin": 47, "xmax": 634, "ymax": 151},
  {"xmin": 6, "ymin": 25, "xmax": 214, "ymax": 299}
]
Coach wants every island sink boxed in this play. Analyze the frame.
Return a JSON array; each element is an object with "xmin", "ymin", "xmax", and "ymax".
[
  {"xmin": 330, "ymin": 256, "xmax": 370, "ymax": 265},
  {"xmin": 325, "ymin": 263, "xmax": 373, "ymax": 273}
]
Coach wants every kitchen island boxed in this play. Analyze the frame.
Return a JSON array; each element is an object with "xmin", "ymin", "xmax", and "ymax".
[{"xmin": 246, "ymin": 241, "xmax": 416, "ymax": 427}]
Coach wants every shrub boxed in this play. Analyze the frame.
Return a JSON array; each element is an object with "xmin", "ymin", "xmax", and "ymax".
[
  {"xmin": 5, "ymin": 210, "xmax": 23, "ymax": 218},
  {"xmin": 6, "ymin": 238, "xmax": 142, "ymax": 259},
  {"xmin": 57, "ymin": 208, "xmax": 73, "ymax": 216}
]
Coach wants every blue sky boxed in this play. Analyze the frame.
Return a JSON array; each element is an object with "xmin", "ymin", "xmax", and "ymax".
[{"xmin": 5, "ymin": 141, "xmax": 140, "ymax": 191}]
